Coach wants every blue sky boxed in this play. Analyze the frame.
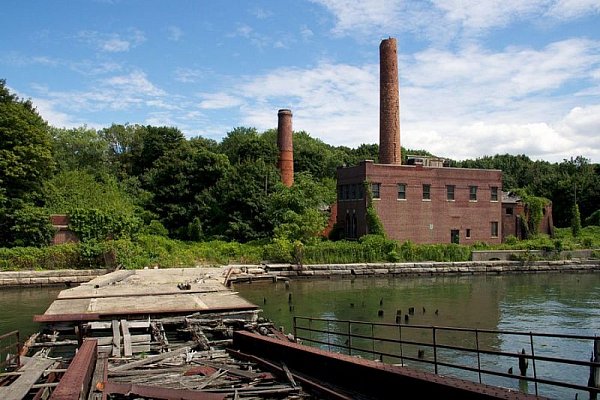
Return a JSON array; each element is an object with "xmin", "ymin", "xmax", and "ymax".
[{"xmin": 2, "ymin": 1, "xmax": 599, "ymax": 163}]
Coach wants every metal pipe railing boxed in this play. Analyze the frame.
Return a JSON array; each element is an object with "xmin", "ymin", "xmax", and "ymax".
[{"xmin": 293, "ymin": 316, "xmax": 600, "ymax": 399}]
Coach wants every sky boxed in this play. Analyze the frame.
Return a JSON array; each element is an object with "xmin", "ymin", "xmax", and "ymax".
[{"xmin": 1, "ymin": 1, "xmax": 599, "ymax": 163}]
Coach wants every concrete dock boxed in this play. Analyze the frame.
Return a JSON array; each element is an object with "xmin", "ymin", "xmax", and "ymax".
[{"xmin": 34, "ymin": 267, "xmax": 258, "ymax": 323}]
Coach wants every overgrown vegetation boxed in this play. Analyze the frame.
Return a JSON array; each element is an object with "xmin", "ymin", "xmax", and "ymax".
[{"xmin": 1, "ymin": 227, "xmax": 598, "ymax": 271}]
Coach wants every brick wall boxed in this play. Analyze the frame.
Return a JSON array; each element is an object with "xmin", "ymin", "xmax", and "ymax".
[{"xmin": 337, "ymin": 161, "xmax": 503, "ymax": 244}]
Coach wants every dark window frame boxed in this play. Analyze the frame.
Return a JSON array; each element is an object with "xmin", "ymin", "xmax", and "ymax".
[
  {"xmin": 371, "ymin": 183, "xmax": 381, "ymax": 199},
  {"xmin": 422, "ymin": 184, "xmax": 431, "ymax": 200},
  {"xmin": 491, "ymin": 221, "xmax": 499, "ymax": 237},
  {"xmin": 469, "ymin": 185, "xmax": 478, "ymax": 201},
  {"xmin": 446, "ymin": 185, "xmax": 455, "ymax": 201},
  {"xmin": 397, "ymin": 183, "xmax": 406, "ymax": 200},
  {"xmin": 490, "ymin": 186, "xmax": 498, "ymax": 201}
]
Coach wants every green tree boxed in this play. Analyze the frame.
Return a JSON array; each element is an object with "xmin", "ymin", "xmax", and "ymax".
[
  {"xmin": 267, "ymin": 172, "xmax": 336, "ymax": 243},
  {"xmin": 206, "ymin": 159, "xmax": 279, "ymax": 242},
  {"xmin": 219, "ymin": 127, "xmax": 277, "ymax": 165},
  {"xmin": 44, "ymin": 170, "xmax": 138, "ymax": 215},
  {"xmin": 144, "ymin": 140, "xmax": 230, "ymax": 239},
  {"xmin": 51, "ymin": 126, "xmax": 109, "ymax": 174},
  {"xmin": 98, "ymin": 123, "xmax": 145, "ymax": 178},
  {"xmin": 0, "ymin": 79, "xmax": 55, "ymax": 247},
  {"xmin": 292, "ymin": 131, "xmax": 347, "ymax": 179},
  {"xmin": 0, "ymin": 79, "xmax": 54, "ymax": 203}
]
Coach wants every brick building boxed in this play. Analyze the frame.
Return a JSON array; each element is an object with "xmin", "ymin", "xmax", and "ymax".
[
  {"xmin": 337, "ymin": 159, "xmax": 503, "ymax": 244},
  {"xmin": 501, "ymin": 192, "xmax": 554, "ymax": 241},
  {"xmin": 334, "ymin": 37, "xmax": 505, "ymax": 244}
]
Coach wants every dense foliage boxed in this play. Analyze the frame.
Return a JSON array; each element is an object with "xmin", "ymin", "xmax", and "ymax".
[{"xmin": 0, "ymin": 78, "xmax": 599, "ymax": 269}]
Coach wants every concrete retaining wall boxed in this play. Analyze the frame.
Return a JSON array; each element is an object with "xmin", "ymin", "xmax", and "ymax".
[
  {"xmin": 225, "ymin": 259, "xmax": 600, "ymax": 283},
  {"xmin": 4, "ymin": 258, "xmax": 600, "ymax": 288},
  {"xmin": 0, "ymin": 269, "xmax": 108, "ymax": 288}
]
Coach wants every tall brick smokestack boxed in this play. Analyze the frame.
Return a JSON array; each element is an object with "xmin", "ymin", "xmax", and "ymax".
[
  {"xmin": 379, "ymin": 37, "xmax": 401, "ymax": 165},
  {"xmin": 277, "ymin": 109, "xmax": 294, "ymax": 187}
]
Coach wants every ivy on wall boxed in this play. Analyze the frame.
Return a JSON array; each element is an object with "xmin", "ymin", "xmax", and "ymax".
[
  {"xmin": 364, "ymin": 181, "xmax": 386, "ymax": 237},
  {"xmin": 69, "ymin": 208, "xmax": 142, "ymax": 242}
]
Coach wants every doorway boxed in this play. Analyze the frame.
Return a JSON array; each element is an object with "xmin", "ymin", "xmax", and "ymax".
[{"xmin": 451, "ymin": 229, "xmax": 460, "ymax": 244}]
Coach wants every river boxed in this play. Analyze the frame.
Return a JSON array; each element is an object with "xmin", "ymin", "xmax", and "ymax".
[{"xmin": 1, "ymin": 271, "xmax": 599, "ymax": 399}]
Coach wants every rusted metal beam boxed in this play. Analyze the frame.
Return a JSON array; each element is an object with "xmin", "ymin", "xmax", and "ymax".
[
  {"xmin": 232, "ymin": 330, "xmax": 546, "ymax": 400},
  {"xmin": 33, "ymin": 314, "xmax": 102, "ymax": 323},
  {"xmin": 227, "ymin": 348, "xmax": 355, "ymax": 400},
  {"xmin": 102, "ymin": 382, "xmax": 226, "ymax": 400},
  {"xmin": 49, "ymin": 339, "xmax": 97, "ymax": 400}
]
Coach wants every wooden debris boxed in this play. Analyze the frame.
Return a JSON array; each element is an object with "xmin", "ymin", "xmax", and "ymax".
[{"xmin": 0, "ymin": 357, "xmax": 55, "ymax": 400}]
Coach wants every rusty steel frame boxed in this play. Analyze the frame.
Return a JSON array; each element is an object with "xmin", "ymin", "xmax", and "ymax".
[
  {"xmin": 232, "ymin": 330, "xmax": 544, "ymax": 400},
  {"xmin": 49, "ymin": 339, "xmax": 97, "ymax": 400},
  {"xmin": 227, "ymin": 348, "xmax": 355, "ymax": 400},
  {"xmin": 101, "ymin": 382, "xmax": 227, "ymax": 400}
]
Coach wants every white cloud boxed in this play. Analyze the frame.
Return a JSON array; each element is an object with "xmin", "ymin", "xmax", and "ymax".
[
  {"xmin": 546, "ymin": 0, "xmax": 600, "ymax": 19},
  {"xmin": 77, "ymin": 29, "xmax": 146, "ymax": 53},
  {"xmin": 311, "ymin": 0, "xmax": 600, "ymax": 39},
  {"xmin": 198, "ymin": 93, "xmax": 243, "ymax": 109},
  {"xmin": 251, "ymin": 7, "xmax": 272, "ymax": 19},
  {"xmin": 300, "ymin": 25, "xmax": 314, "ymax": 40},
  {"xmin": 104, "ymin": 71, "xmax": 165, "ymax": 96},
  {"xmin": 167, "ymin": 26, "xmax": 183, "ymax": 41},
  {"xmin": 174, "ymin": 67, "xmax": 205, "ymax": 83}
]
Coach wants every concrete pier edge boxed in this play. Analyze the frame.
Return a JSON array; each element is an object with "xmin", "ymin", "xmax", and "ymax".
[{"xmin": 1, "ymin": 259, "xmax": 599, "ymax": 288}]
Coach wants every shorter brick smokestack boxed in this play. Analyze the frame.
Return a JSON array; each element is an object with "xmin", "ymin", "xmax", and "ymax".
[
  {"xmin": 379, "ymin": 37, "xmax": 401, "ymax": 165},
  {"xmin": 277, "ymin": 109, "xmax": 294, "ymax": 187}
]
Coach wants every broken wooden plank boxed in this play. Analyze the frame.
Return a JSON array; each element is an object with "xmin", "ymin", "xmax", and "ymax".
[
  {"xmin": 110, "ymin": 346, "xmax": 190, "ymax": 372},
  {"xmin": 87, "ymin": 320, "xmax": 150, "ymax": 330},
  {"xmin": 87, "ymin": 353, "xmax": 107, "ymax": 400},
  {"xmin": 121, "ymin": 319, "xmax": 132, "ymax": 357},
  {"xmin": 0, "ymin": 357, "xmax": 55, "ymax": 400},
  {"xmin": 109, "ymin": 367, "xmax": 187, "ymax": 377},
  {"xmin": 95, "ymin": 334, "xmax": 150, "ymax": 346},
  {"xmin": 111, "ymin": 320, "xmax": 121, "ymax": 357}
]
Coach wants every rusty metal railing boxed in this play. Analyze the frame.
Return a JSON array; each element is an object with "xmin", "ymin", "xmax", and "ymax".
[
  {"xmin": 293, "ymin": 316, "xmax": 600, "ymax": 400},
  {"xmin": 0, "ymin": 330, "xmax": 21, "ymax": 371}
]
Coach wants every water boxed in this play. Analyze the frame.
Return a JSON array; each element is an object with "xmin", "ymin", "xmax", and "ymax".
[
  {"xmin": 233, "ymin": 272, "xmax": 600, "ymax": 400},
  {"xmin": 1, "ymin": 272, "xmax": 598, "ymax": 399}
]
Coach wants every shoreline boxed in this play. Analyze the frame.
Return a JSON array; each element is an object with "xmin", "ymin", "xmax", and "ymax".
[{"xmin": 2, "ymin": 258, "xmax": 599, "ymax": 288}]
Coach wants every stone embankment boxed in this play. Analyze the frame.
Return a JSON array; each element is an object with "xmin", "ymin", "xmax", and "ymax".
[
  {"xmin": 225, "ymin": 259, "xmax": 600, "ymax": 284},
  {"xmin": 0, "ymin": 269, "xmax": 108, "ymax": 287},
  {"xmin": 2, "ymin": 258, "xmax": 599, "ymax": 288}
]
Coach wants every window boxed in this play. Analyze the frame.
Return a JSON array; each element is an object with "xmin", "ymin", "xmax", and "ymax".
[
  {"xmin": 469, "ymin": 186, "xmax": 478, "ymax": 201},
  {"xmin": 397, "ymin": 183, "xmax": 406, "ymax": 200},
  {"xmin": 506, "ymin": 207, "xmax": 513, "ymax": 215},
  {"xmin": 446, "ymin": 185, "xmax": 455, "ymax": 201},
  {"xmin": 422, "ymin": 184, "xmax": 431, "ymax": 200},
  {"xmin": 466, "ymin": 229, "xmax": 471, "ymax": 238},
  {"xmin": 371, "ymin": 183, "xmax": 381, "ymax": 199},
  {"xmin": 342, "ymin": 185, "xmax": 348, "ymax": 200},
  {"xmin": 350, "ymin": 184, "xmax": 356, "ymax": 199},
  {"xmin": 491, "ymin": 221, "xmax": 499, "ymax": 237},
  {"xmin": 358, "ymin": 184, "xmax": 364, "ymax": 200},
  {"xmin": 491, "ymin": 186, "xmax": 498, "ymax": 201}
]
